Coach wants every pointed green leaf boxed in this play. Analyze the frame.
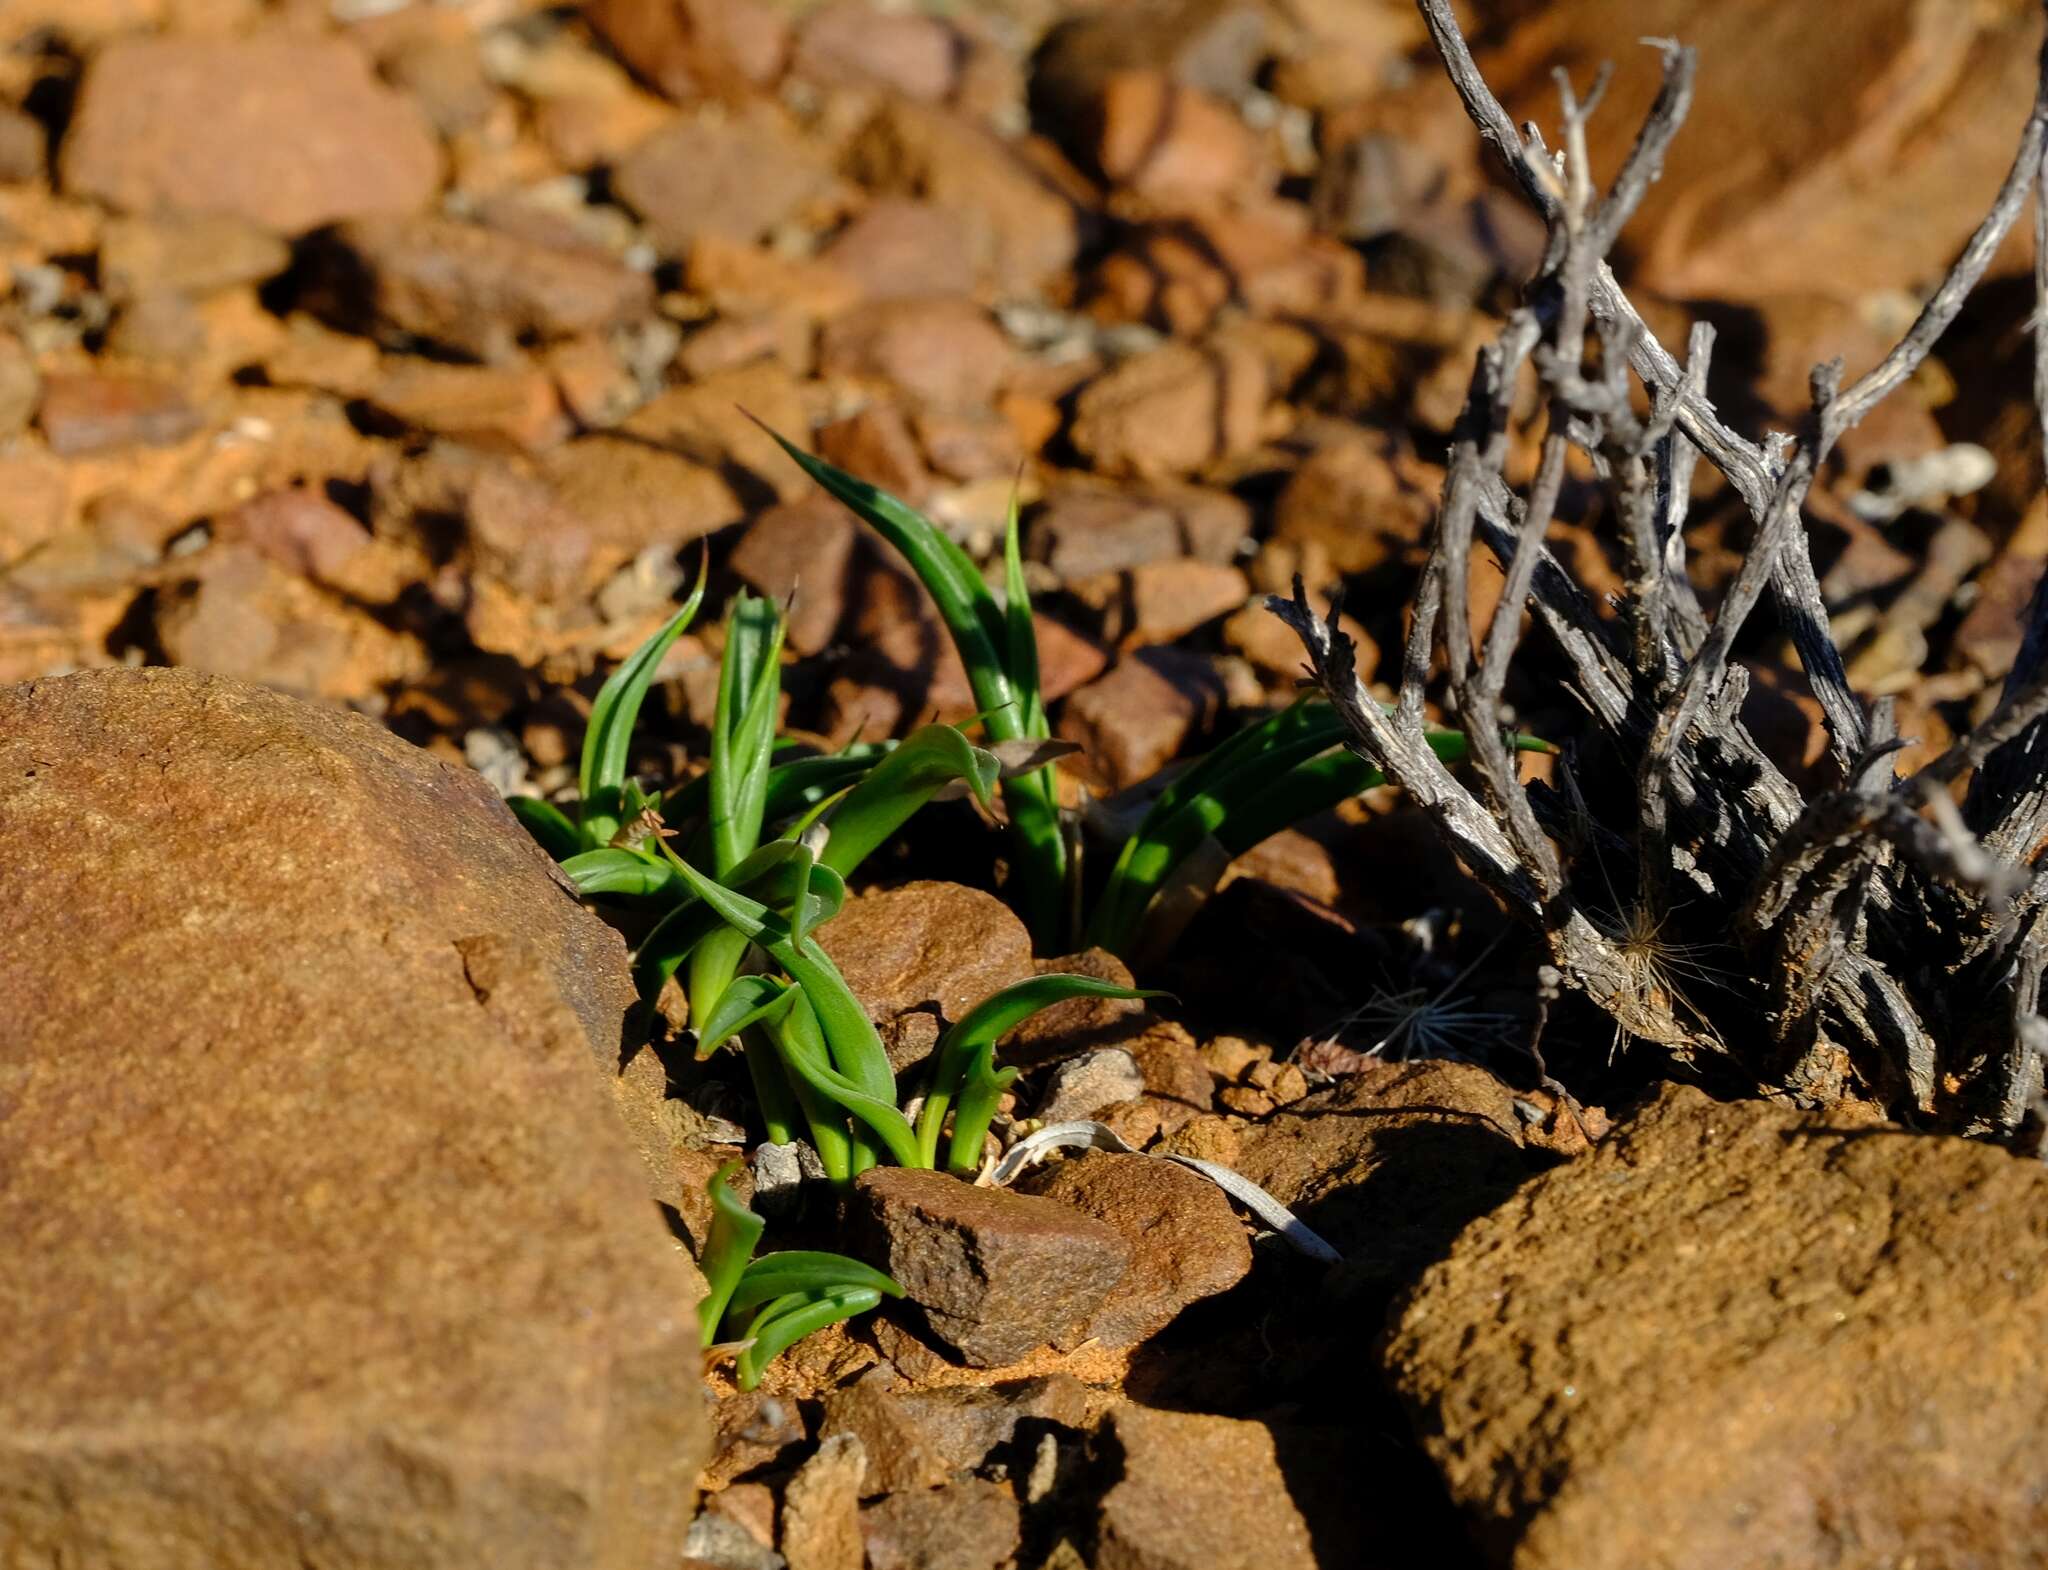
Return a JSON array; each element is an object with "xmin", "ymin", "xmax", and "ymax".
[
  {"xmin": 769, "ymin": 991, "xmax": 857, "ymax": 1180},
  {"xmin": 946, "ymin": 1059, "xmax": 1020, "ymax": 1178},
  {"xmin": 581, "ymin": 558, "xmax": 708, "ymax": 819},
  {"xmin": 509, "ymin": 795, "xmax": 580, "ymax": 862},
  {"xmin": 562, "ymin": 847, "xmax": 679, "ymax": 899},
  {"xmin": 915, "ymin": 975, "xmax": 1160, "ymax": 1168},
  {"xmin": 818, "ymin": 724, "xmax": 1000, "ymax": 878},
  {"xmin": 726, "ymin": 1250, "xmax": 903, "ymax": 1321},
  {"xmin": 764, "ymin": 428, "xmax": 1071, "ymax": 944},
  {"xmin": 698, "ymin": 1160, "xmax": 765, "ymax": 1348},
  {"xmin": 695, "ymin": 974, "xmax": 799, "ymax": 1057},
  {"xmin": 1002, "ymin": 490, "xmax": 1045, "ymax": 740},
  {"xmin": 735, "ymin": 1285, "xmax": 884, "ymax": 1390}
]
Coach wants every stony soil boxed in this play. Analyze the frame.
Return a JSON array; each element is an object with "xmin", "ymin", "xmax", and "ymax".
[{"xmin": 3, "ymin": 0, "xmax": 2046, "ymax": 1567}]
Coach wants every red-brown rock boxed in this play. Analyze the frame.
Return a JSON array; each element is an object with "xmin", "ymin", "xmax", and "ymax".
[
  {"xmin": 819, "ymin": 200, "xmax": 977, "ymax": 301},
  {"xmin": 816, "ymin": 881, "xmax": 1034, "ymax": 1024},
  {"xmin": 852, "ymin": 1168, "xmax": 1130, "ymax": 1367},
  {"xmin": 818, "ymin": 296, "xmax": 1014, "ymax": 411},
  {"xmin": 1389, "ymin": 1082, "xmax": 2048, "ymax": 1570},
  {"xmin": 37, "ymin": 371, "xmax": 202, "ymax": 458},
  {"xmin": 862, "ymin": 1477, "xmax": 1020, "ymax": 1570},
  {"xmin": 845, "ymin": 100, "xmax": 1079, "ymax": 295},
  {"xmin": 793, "ymin": 2, "xmax": 963, "ymax": 101},
  {"xmin": 0, "ymin": 668, "xmax": 709, "ymax": 1566},
  {"xmin": 60, "ymin": 33, "xmax": 441, "ymax": 233},
  {"xmin": 615, "ymin": 107, "xmax": 833, "ymax": 253},
  {"xmin": 1057, "ymin": 647, "xmax": 1224, "ymax": 790},
  {"xmin": 818, "ymin": 1375, "xmax": 1094, "ymax": 1495},
  {"xmin": 1069, "ymin": 340, "xmax": 1266, "ymax": 479},
  {"xmin": 325, "ymin": 216, "xmax": 654, "ymax": 362},
  {"xmin": 1017, "ymin": 1153, "xmax": 1250, "ymax": 1348},
  {"xmin": 587, "ymin": 0, "xmax": 790, "ymax": 101},
  {"xmin": 1095, "ymin": 71, "xmax": 1263, "ymax": 204}
]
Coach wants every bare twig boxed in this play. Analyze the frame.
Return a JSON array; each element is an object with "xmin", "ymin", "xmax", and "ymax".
[{"xmin": 1272, "ymin": 0, "xmax": 2048, "ymax": 1130}]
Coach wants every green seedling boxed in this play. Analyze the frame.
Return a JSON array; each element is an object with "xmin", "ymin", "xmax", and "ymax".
[
  {"xmin": 517, "ymin": 591, "xmax": 1002, "ymax": 1062},
  {"xmin": 509, "ymin": 556, "xmax": 708, "ymax": 858},
  {"xmin": 697, "ymin": 1162, "xmax": 901, "ymax": 1390},
  {"xmin": 767, "ymin": 439, "xmax": 1550, "ymax": 962},
  {"xmin": 1087, "ymin": 702, "xmax": 1549, "ymax": 962},
  {"xmin": 767, "ymin": 431, "xmax": 1067, "ymax": 947},
  {"xmin": 915, "ymin": 974, "xmax": 1166, "ymax": 1176},
  {"xmin": 651, "ymin": 832, "xmax": 1152, "ymax": 1181}
]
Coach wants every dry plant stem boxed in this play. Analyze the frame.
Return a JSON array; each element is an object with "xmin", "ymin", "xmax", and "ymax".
[
  {"xmin": 1275, "ymin": 0, "xmax": 2048, "ymax": 1125},
  {"xmin": 1274, "ymin": 586, "xmax": 1667, "ymax": 1041},
  {"xmin": 1963, "ymin": 131, "xmax": 2048, "ymax": 865}
]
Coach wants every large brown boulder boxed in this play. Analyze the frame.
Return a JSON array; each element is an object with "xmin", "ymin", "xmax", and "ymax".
[
  {"xmin": 1386, "ymin": 1083, "xmax": 2048, "ymax": 1569},
  {"xmin": 0, "ymin": 669, "xmax": 708, "ymax": 1568}
]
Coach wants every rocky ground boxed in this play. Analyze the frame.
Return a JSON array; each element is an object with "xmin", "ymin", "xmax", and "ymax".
[{"xmin": 5, "ymin": 0, "xmax": 2048, "ymax": 1566}]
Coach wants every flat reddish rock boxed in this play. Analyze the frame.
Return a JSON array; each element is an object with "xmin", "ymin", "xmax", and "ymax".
[
  {"xmin": 1095, "ymin": 1407, "xmax": 1316, "ymax": 1570},
  {"xmin": 60, "ymin": 33, "xmax": 441, "ymax": 233},
  {"xmin": 1069, "ymin": 340, "xmax": 1266, "ymax": 480},
  {"xmin": 1058, "ymin": 647, "xmax": 1224, "ymax": 791},
  {"xmin": 852, "ymin": 1168, "xmax": 1129, "ymax": 1366},
  {"xmin": 815, "ymin": 881, "xmax": 1034, "ymax": 1025},
  {"xmin": 615, "ymin": 107, "xmax": 832, "ymax": 252},
  {"xmin": 861, "ymin": 1476, "xmax": 1021, "ymax": 1570},
  {"xmin": 37, "ymin": 371, "xmax": 201, "ymax": 458},
  {"xmin": 1486, "ymin": 0, "xmax": 2041, "ymax": 302},
  {"xmin": 819, "ymin": 199, "xmax": 977, "ymax": 301},
  {"xmin": 818, "ymin": 295, "xmax": 1014, "ymax": 410},
  {"xmin": 845, "ymin": 101, "xmax": 1079, "ymax": 295},
  {"xmin": 326, "ymin": 215, "xmax": 655, "ymax": 362},
  {"xmin": 1018, "ymin": 1153, "xmax": 1250, "ymax": 1349},
  {"xmin": 0, "ymin": 669, "xmax": 709, "ymax": 1567}
]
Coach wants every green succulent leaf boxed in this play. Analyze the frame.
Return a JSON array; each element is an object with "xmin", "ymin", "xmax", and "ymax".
[
  {"xmin": 650, "ymin": 840, "xmax": 912, "ymax": 1167},
  {"xmin": 562, "ymin": 847, "xmax": 678, "ymax": 899},
  {"xmin": 916, "ymin": 974, "xmax": 1161, "ymax": 1170},
  {"xmin": 735, "ymin": 1285, "xmax": 884, "ymax": 1390},
  {"xmin": 768, "ymin": 991, "xmax": 857, "ymax": 1180},
  {"xmin": 580, "ymin": 561, "xmax": 708, "ymax": 847},
  {"xmin": 1001, "ymin": 492, "xmax": 1045, "ymax": 741},
  {"xmin": 818, "ymin": 724, "xmax": 1000, "ymax": 878},
  {"xmin": 631, "ymin": 841, "xmax": 846, "ymax": 1011},
  {"xmin": 663, "ymin": 745, "xmax": 892, "ymax": 836},
  {"xmin": 1087, "ymin": 701, "xmax": 1546, "ymax": 958},
  {"xmin": 763, "ymin": 429, "xmax": 1010, "ymax": 708},
  {"xmin": 695, "ymin": 974, "xmax": 799, "ymax": 1057},
  {"xmin": 698, "ymin": 1160, "xmax": 765, "ymax": 1349},
  {"xmin": 509, "ymin": 795, "xmax": 580, "ymax": 862},
  {"xmin": 687, "ymin": 926, "xmax": 752, "ymax": 1045},
  {"xmin": 946, "ymin": 1058, "xmax": 1021, "ymax": 1178},
  {"xmin": 726, "ymin": 1250, "xmax": 903, "ymax": 1322},
  {"xmin": 711, "ymin": 591, "xmax": 789, "ymax": 875},
  {"xmin": 741, "ymin": 1031, "xmax": 802, "ymax": 1147},
  {"xmin": 764, "ymin": 429, "xmax": 1070, "ymax": 944}
]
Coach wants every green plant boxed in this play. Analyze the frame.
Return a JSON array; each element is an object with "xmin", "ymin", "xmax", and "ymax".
[
  {"xmin": 656, "ymin": 830, "xmax": 1156, "ymax": 1180},
  {"xmin": 512, "ymin": 585, "xmax": 1152, "ymax": 1178},
  {"xmin": 768, "ymin": 434, "xmax": 1067, "ymax": 946},
  {"xmin": 697, "ymin": 1161, "xmax": 902, "ymax": 1389},
  {"xmin": 508, "ymin": 558, "xmax": 708, "ymax": 860},
  {"xmin": 767, "ymin": 440, "xmax": 1546, "ymax": 961},
  {"xmin": 519, "ymin": 590, "xmax": 1000, "ymax": 1024}
]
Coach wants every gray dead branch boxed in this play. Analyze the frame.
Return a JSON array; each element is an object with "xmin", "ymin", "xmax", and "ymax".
[{"xmin": 1272, "ymin": 0, "xmax": 2048, "ymax": 1136}]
